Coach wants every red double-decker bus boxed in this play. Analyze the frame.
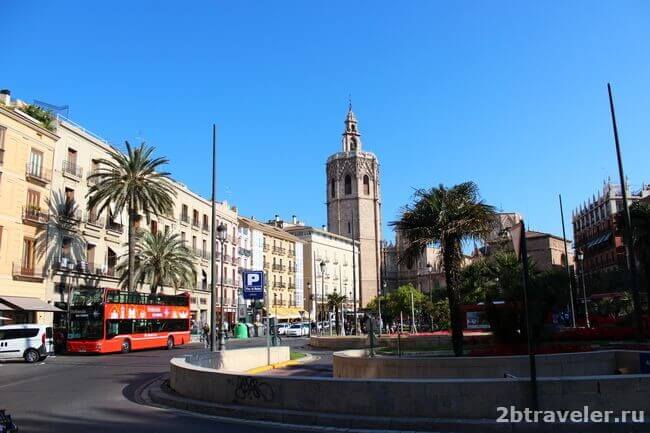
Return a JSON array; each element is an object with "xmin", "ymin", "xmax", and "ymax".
[{"xmin": 66, "ymin": 287, "xmax": 190, "ymax": 354}]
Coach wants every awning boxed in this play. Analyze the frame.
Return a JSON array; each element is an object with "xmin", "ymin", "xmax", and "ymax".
[
  {"xmin": 0, "ymin": 303, "xmax": 15, "ymax": 311},
  {"xmin": 270, "ymin": 307, "xmax": 303, "ymax": 320},
  {"xmin": 0, "ymin": 296, "xmax": 64, "ymax": 312}
]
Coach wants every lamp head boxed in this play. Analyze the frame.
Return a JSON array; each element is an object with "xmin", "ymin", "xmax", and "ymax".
[{"xmin": 216, "ymin": 223, "xmax": 227, "ymax": 241}]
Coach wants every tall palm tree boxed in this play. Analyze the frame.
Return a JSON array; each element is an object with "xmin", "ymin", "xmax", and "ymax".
[
  {"xmin": 630, "ymin": 201, "xmax": 650, "ymax": 302},
  {"xmin": 117, "ymin": 231, "xmax": 195, "ymax": 294},
  {"xmin": 390, "ymin": 182, "xmax": 496, "ymax": 356},
  {"xmin": 86, "ymin": 142, "xmax": 176, "ymax": 291},
  {"xmin": 327, "ymin": 292, "xmax": 347, "ymax": 335}
]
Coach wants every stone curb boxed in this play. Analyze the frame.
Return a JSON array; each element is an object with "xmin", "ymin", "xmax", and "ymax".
[
  {"xmin": 141, "ymin": 377, "xmax": 649, "ymax": 433},
  {"xmin": 245, "ymin": 353, "xmax": 316, "ymax": 374}
]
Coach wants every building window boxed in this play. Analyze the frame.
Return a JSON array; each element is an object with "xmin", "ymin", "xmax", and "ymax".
[
  {"xmin": 344, "ymin": 175, "xmax": 352, "ymax": 195},
  {"xmin": 273, "ymin": 293, "xmax": 277, "ymax": 306},
  {"xmin": 22, "ymin": 238, "xmax": 36, "ymax": 270},
  {"xmin": 28, "ymin": 149, "xmax": 44, "ymax": 177},
  {"xmin": 181, "ymin": 204, "xmax": 188, "ymax": 222},
  {"xmin": 151, "ymin": 220, "xmax": 158, "ymax": 234},
  {"xmin": 330, "ymin": 178, "xmax": 336, "ymax": 198},
  {"xmin": 347, "ymin": 221, "xmax": 351, "ymax": 234},
  {"xmin": 363, "ymin": 175, "xmax": 370, "ymax": 195}
]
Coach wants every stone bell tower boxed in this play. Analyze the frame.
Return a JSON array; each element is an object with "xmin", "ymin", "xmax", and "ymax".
[{"xmin": 326, "ymin": 104, "xmax": 382, "ymax": 306}]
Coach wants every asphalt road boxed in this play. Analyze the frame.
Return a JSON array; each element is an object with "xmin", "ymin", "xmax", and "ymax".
[{"xmin": 0, "ymin": 336, "xmax": 316, "ymax": 433}]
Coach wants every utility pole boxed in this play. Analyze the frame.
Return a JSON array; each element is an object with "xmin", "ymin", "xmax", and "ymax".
[
  {"xmin": 209, "ymin": 124, "xmax": 217, "ymax": 352},
  {"xmin": 607, "ymin": 83, "xmax": 643, "ymax": 333},
  {"xmin": 558, "ymin": 194, "xmax": 576, "ymax": 327}
]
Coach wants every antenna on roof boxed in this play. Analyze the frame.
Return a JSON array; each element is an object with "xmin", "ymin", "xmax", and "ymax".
[{"xmin": 33, "ymin": 100, "xmax": 69, "ymax": 118}]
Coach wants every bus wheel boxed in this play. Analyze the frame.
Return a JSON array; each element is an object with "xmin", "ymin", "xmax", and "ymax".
[
  {"xmin": 166, "ymin": 336, "xmax": 174, "ymax": 350},
  {"xmin": 121, "ymin": 339, "xmax": 131, "ymax": 354}
]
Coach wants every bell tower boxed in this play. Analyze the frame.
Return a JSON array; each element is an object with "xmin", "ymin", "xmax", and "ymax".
[{"xmin": 326, "ymin": 104, "xmax": 382, "ymax": 307}]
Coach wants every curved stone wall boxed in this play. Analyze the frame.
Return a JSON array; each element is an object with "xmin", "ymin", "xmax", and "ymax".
[
  {"xmin": 333, "ymin": 349, "xmax": 644, "ymax": 379},
  {"xmin": 169, "ymin": 348, "xmax": 650, "ymax": 420}
]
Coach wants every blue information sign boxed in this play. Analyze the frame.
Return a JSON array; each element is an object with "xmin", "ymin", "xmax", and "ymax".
[{"xmin": 242, "ymin": 271, "xmax": 264, "ymax": 300}]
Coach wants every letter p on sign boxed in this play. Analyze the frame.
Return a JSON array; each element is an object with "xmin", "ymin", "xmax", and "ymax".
[{"xmin": 247, "ymin": 273, "xmax": 260, "ymax": 287}]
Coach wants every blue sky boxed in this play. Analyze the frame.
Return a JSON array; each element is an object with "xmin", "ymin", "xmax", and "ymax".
[{"xmin": 3, "ymin": 1, "xmax": 650, "ymax": 242}]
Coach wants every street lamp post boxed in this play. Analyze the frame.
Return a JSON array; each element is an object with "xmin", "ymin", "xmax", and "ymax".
[
  {"xmin": 577, "ymin": 250, "xmax": 590, "ymax": 328},
  {"xmin": 320, "ymin": 261, "xmax": 326, "ymax": 336},
  {"xmin": 307, "ymin": 283, "xmax": 312, "ymax": 337},
  {"xmin": 217, "ymin": 223, "xmax": 227, "ymax": 351}
]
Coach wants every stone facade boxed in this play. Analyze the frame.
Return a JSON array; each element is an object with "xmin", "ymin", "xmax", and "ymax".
[{"xmin": 325, "ymin": 107, "xmax": 381, "ymax": 307}]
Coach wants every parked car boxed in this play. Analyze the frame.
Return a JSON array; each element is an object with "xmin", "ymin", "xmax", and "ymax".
[
  {"xmin": 276, "ymin": 323, "xmax": 291, "ymax": 335},
  {"xmin": 0, "ymin": 324, "xmax": 54, "ymax": 363},
  {"xmin": 286, "ymin": 323, "xmax": 310, "ymax": 337}
]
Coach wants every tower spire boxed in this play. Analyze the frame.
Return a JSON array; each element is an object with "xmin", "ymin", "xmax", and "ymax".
[{"xmin": 342, "ymin": 102, "xmax": 362, "ymax": 152}]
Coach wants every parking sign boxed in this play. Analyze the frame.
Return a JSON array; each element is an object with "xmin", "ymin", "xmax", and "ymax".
[{"xmin": 242, "ymin": 271, "xmax": 264, "ymax": 300}]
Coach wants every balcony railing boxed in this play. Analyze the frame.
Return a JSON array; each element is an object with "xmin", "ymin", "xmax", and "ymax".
[
  {"xmin": 58, "ymin": 205, "xmax": 82, "ymax": 222},
  {"xmin": 272, "ymin": 264, "xmax": 286, "ymax": 271},
  {"xmin": 86, "ymin": 169, "xmax": 101, "ymax": 185},
  {"xmin": 273, "ymin": 247, "xmax": 286, "ymax": 255},
  {"xmin": 106, "ymin": 220, "xmax": 124, "ymax": 233},
  {"xmin": 62, "ymin": 160, "xmax": 83, "ymax": 178},
  {"xmin": 55, "ymin": 259, "xmax": 109, "ymax": 276},
  {"xmin": 231, "ymin": 256, "xmax": 237, "ymax": 265},
  {"xmin": 192, "ymin": 219, "xmax": 201, "ymax": 229},
  {"xmin": 223, "ymin": 254, "xmax": 231, "ymax": 263},
  {"xmin": 202, "ymin": 223, "xmax": 209, "ymax": 232},
  {"xmin": 12, "ymin": 262, "xmax": 44, "ymax": 280},
  {"xmin": 263, "ymin": 244, "xmax": 269, "ymax": 252},
  {"xmin": 22, "ymin": 206, "xmax": 49, "ymax": 224},
  {"xmin": 180, "ymin": 213, "xmax": 189, "ymax": 224},
  {"xmin": 263, "ymin": 261, "xmax": 270, "ymax": 269},
  {"xmin": 287, "ymin": 250, "xmax": 295, "ymax": 257},
  {"xmin": 273, "ymin": 282, "xmax": 286, "ymax": 288},
  {"xmin": 84, "ymin": 211, "xmax": 105, "ymax": 228},
  {"xmin": 25, "ymin": 164, "xmax": 52, "ymax": 183}
]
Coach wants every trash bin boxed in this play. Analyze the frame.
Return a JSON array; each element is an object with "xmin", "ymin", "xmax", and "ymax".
[
  {"xmin": 640, "ymin": 352, "xmax": 650, "ymax": 374},
  {"xmin": 235, "ymin": 323, "xmax": 248, "ymax": 339},
  {"xmin": 245, "ymin": 323, "xmax": 254, "ymax": 338}
]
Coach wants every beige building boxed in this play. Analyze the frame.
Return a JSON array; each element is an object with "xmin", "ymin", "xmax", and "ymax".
[
  {"xmin": 1, "ymin": 90, "xmax": 240, "ymax": 327},
  {"xmin": 525, "ymin": 230, "xmax": 574, "ymax": 271},
  {"xmin": 284, "ymin": 223, "xmax": 360, "ymax": 321},
  {"xmin": 238, "ymin": 216, "xmax": 303, "ymax": 320},
  {"xmin": 326, "ymin": 106, "xmax": 382, "ymax": 307},
  {"xmin": 0, "ymin": 95, "xmax": 61, "ymax": 324}
]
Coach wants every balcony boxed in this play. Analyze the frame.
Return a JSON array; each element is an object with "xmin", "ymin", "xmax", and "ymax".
[
  {"xmin": 263, "ymin": 261, "xmax": 270, "ymax": 269},
  {"xmin": 86, "ymin": 169, "xmax": 101, "ymax": 186},
  {"xmin": 84, "ymin": 211, "xmax": 105, "ymax": 228},
  {"xmin": 202, "ymin": 223, "xmax": 209, "ymax": 232},
  {"xmin": 58, "ymin": 205, "xmax": 82, "ymax": 223},
  {"xmin": 106, "ymin": 220, "xmax": 124, "ymax": 234},
  {"xmin": 263, "ymin": 244, "xmax": 269, "ymax": 252},
  {"xmin": 180, "ymin": 213, "xmax": 189, "ymax": 224},
  {"xmin": 25, "ymin": 164, "xmax": 52, "ymax": 184},
  {"xmin": 62, "ymin": 160, "xmax": 83, "ymax": 179},
  {"xmin": 272, "ymin": 264, "xmax": 286, "ymax": 272},
  {"xmin": 230, "ymin": 256, "xmax": 237, "ymax": 265},
  {"xmin": 54, "ymin": 258, "xmax": 109, "ymax": 276},
  {"xmin": 223, "ymin": 254, "xmax": 231, "ymax": 263},
  {"xmin": 22, "ymin": 206, "xmax": 49, "ymax": 225},
  {"xmin": 273, "ymin": 282, "xmax": 286, "ymax": 288},
  {"xmin": 192, "ymin": 220, "xmax": 201, "ymax": 230},
  {"xmin": 12, "ymin": 262, "xmax": 44, "ymax": 281},
  {"xmin": 273, "ymin": 246, "xmax": 286, "ymax": 255}
]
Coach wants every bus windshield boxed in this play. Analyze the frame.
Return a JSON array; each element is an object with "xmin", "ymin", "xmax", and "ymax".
[
  {"xmin": 68, "ymin": 318, "xmax": 103, "ymax": 340},
  {"xmin": 71, "ymin": 287, "xmax": 105, "ymax": 306}
]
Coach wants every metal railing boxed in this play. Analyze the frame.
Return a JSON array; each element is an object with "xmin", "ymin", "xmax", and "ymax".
[
  {"xmin": 273, "ymin": 246, "xmax": 286, "ymax": 255},
  {"xmin": 263, "ymin": 244, "xmax": 270, "ymax": 252},
  {"xmin": 62, "ymin": 160, "xmax": 83, "ymax": 178},
  {"xmin": 22, "ymin": 206, "xmax": 49, "ymax": 224},
  {"xmin": 84, "ymin": 211, "xmax": 105, "ymax": 227},
  {"xmin": 25, "ymin": 164, "xmax": 52, "ymax": 183},
  {"xmin": 106, "ymin": 220, "xmax": 124, "ymax": 233},
  {"xmin": 58, "ymin": 205, "xmax": 82, "ymax": 221},
  {"xmin": 12, "ymin": 262, "xmax": 44, "ymax": 279},
  {"xmin": 86, "ymin": 169, "xmax": 101, "ymax": 185},
  {"xmin": 180, "ymin": 213, "xmax": 189, "ymax": 224},
  {"xmin": 263, "ymin": 261, "xmax": 270, "ymax": 269},
  {"xmin": 272, "ymin": 264, "xmax": 286, "ymax": 271}
]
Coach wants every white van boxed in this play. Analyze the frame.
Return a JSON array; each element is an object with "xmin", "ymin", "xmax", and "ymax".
[{"xmin": 0, "ymin": 324, "xmax": 54, "ymax": 363}]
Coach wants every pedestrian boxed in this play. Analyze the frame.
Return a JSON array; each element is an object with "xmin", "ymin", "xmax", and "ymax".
[{"xmin": 202, "ymin": 324, "xmax": 210, "ymax": 348}]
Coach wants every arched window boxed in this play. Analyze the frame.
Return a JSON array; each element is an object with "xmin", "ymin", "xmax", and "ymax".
[
  {"xmin": 363, "ymin": 175, "xmax": 370, "ymax": 195},
  {"xmin": 330, "ymin": 178, "xmax": 336, "ymax": 198},
  {"xmin": 344, "ymin": 175, "xmax": 352, "ymax": 195},
  {"xmin": 350, "ymin": 137, "xmax": 357, "ymax": 151}
]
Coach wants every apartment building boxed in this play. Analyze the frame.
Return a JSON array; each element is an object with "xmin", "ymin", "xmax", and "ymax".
[
  {"xmin": 238, "ymin": 216, "xmax": 303, "ymax": 320},
  {"xmin": 0, "ymin": 96, "xmax": 62, "ymax": 325},
  {"xmin": 1, "ymin": 90, "xmax": 240, "ymax": 326},
  {"xmin": 284, "ymin": 224, "xmax": 359, "ymax": 320}
]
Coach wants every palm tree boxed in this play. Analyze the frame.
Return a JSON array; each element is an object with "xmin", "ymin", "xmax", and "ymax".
[
  {"xmin": 390, "ymin": 182, "xmax": 496, "ymax": 356},
  {"xmin": 86, "ymin": 142, "xmax": 176, "ymax": 291},
  {"xmin": 117, "ymin": 231, "xmax": 195, "ymax": 294},
  {"xmin": 630, "ymin": 201, "xmax": 650, "ymax": 302},
  {"xmin": 327, "ymin": 292, "xmax": 347, "ymax": 335}
]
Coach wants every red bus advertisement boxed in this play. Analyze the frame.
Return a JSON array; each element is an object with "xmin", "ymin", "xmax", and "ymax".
[{"xmin": 66, "ymin": 287, "xmax": 190, "ymax": 354}]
